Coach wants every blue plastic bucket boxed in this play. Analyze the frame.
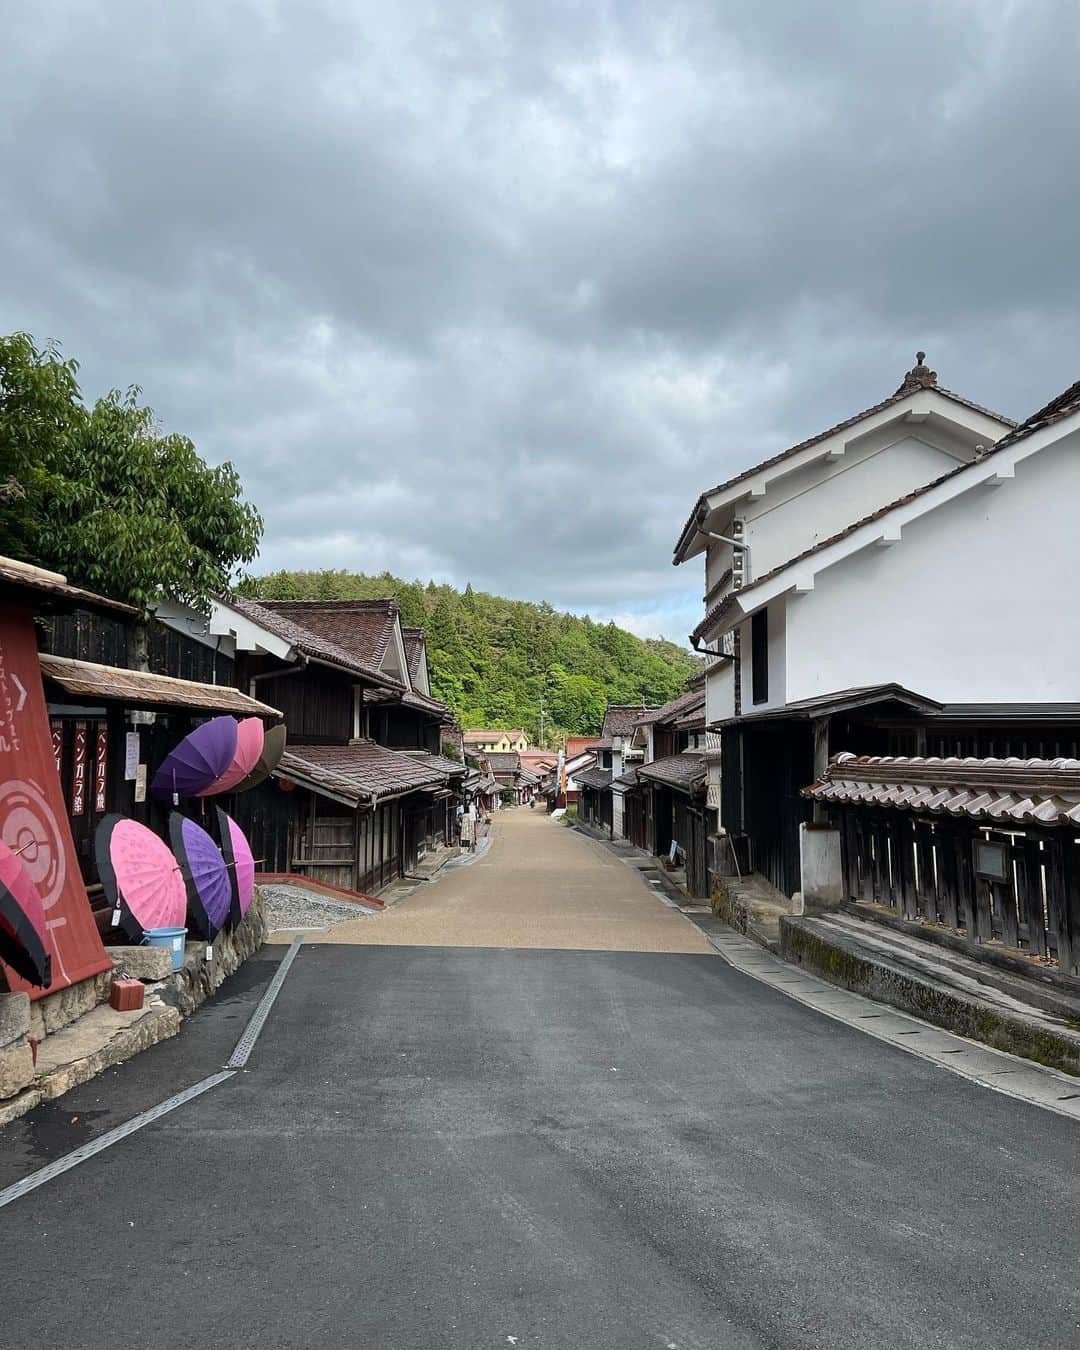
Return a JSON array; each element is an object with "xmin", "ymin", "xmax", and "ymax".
[{"xmin": 142, "ymin": 926, "xmax": 187, "ymax": 972}]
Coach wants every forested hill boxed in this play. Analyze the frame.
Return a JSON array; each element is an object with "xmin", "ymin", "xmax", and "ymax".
[{"xmin": 240, "ymin": 570, "xmax": 700, "ymax": 744}]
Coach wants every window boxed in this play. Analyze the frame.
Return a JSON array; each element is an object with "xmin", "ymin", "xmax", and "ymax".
[{"xmin": 751, "ymin": 609, "xmax": 768, "ymax": 705}]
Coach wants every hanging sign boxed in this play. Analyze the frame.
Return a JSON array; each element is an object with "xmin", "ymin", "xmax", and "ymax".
[
  {"xmin": 0, "ymin": 604, "xmax": 111, "ymax": 998},
  {"xmin": 71, "ymin": 721, "xmax": 88, "ymax": 816},
  {"xmin": 94, "ymin": 725, "xmax": 108, "ymax": 813},
  {"xmin": 134, "ymin": 763, "xmax": 147, "ymax": 804},
  {"xmin": 51, "ymin": 718, "xmax": 63, "ymax": 775},
  {"xmin": 124, "ymin": 730, "xmax": 140, "ymax": 780}
]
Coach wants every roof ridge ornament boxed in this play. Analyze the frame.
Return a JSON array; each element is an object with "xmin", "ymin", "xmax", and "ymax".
[{"xmin": 895, "ymin": 350, "xmax": 938, "ymax": 395}]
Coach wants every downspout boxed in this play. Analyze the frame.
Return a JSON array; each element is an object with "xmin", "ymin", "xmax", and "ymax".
[
  {"xmin": 701, "ymin": 527, "xmax": 751, "ymax": 715},
  {"xmin": 248, "ymin": 651, "xmax": 309, "ymax": 698}
]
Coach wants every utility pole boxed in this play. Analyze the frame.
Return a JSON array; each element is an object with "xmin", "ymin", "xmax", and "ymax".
[{"xmin": 539, "ymin": 697, "xmax": 546, "ymax": 749}]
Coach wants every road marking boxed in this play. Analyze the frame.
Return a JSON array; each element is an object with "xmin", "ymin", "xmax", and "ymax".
[
  {"xmin": 0, "ymin": 1071, "xmax": 235, "ymax": 1211},
  {"xmin": 227, "ymin": 935, "xmax": 303, "ymax": 1068},
  {"xmin": 0, "ymin": 937, "xmax": 306, "ymax": 1211}
]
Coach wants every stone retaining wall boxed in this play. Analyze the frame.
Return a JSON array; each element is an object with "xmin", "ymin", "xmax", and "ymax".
[{"xmin": 0, "ymin": 891, "xmax": 268, "ymax": 1121}]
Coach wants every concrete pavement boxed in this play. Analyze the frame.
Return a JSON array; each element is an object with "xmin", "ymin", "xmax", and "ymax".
[
  {"xmin": 4, "ymin": 807, "xmax": 1080, "ymax": 1347},
  {"xmin": 272, "ymin": 809, "xmax": 715, "ymax": 952}
]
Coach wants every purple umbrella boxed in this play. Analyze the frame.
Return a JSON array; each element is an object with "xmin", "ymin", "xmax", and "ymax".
[
  {"xmin": 215, "ymin": 807, "xmax": 256, "ymax": 928},
  {"xmin": 151, "ymin": 717, "xmax": 238, "ymax": 802},
  {"xmin": 169, "ymin": 813, "xmax": 232, "ymax": 941}
]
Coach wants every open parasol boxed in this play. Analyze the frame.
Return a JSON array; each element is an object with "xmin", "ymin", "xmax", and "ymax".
[
  {"xmin": 95, "ymin": 815, "xmax": 187, "ymax": 941},
  {"xmin": 197, "ymin": 717, "xmax": 265, "ymax": 797},
  {"xmin": 215, "ymin": 808, "xmax": 255, "ymax": 928},
  {"xmin": 169, "ymin": 813, "xmax": 231, "ymax": 941},
  {"xmin": 150, "ymin": 716, "xmax": 238, "ymax": 802},
  {"xmin": 232, "ymin": 722, "xmax": 287, "ymax": 794},
  {"xmin": 0, "ymin": 841, "xmax": 52, "ymax": 987}
]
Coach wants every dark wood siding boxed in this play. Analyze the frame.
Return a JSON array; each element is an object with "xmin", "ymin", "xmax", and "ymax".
[
  {"xmin": 257, "ymin": 666, "xmax": 351, "ymax": 743},
  {"xmin": 41, "ymin": 608, "xmax": 234, "ymax": 687}
]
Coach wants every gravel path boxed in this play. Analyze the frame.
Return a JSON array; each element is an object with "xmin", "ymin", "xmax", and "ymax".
[
  {"xmin": 260, "ymin": 882, "xmax": 377, "ymax": 932},
  {"xmin": 268, "ymin": 811, "xmax": 714, "ymax": 952}
]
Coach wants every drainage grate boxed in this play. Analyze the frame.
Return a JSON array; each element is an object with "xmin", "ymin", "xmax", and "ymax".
[
  {"xmin": 0, "ymin": 1070, "xmax": 235, "ymax": 1211},
  {"xmin": 226, "ymin": 935, "xmax": 303, "ymax": 1069}
]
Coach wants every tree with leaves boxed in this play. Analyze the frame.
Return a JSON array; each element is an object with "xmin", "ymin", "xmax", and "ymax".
[
  {"xmin": 245, "ymin": 568, "xmax": 700, "ymax": 742},
  {"xmin": 1, "ymin": 333, "xmax": 263, "ymax": 616}
]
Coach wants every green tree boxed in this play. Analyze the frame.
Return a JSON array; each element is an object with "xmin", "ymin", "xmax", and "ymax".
[
  {"xmin": 1, "ymin": 333, "xmax": 263, "ymax": 612},
  {"xmin": 248, "ymin": 567, "xmax": 701, "ymax": 740}
]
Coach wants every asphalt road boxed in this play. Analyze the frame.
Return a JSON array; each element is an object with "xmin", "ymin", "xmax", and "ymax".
[{"xmin": 3, "ymin": 815, "xmax": 1080, "ymax": 1348}]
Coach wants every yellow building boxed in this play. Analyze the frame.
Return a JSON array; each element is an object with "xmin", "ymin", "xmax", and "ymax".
[{"xmin": 463, "ymin": 727, "xmax": 529, "ymax": 754}]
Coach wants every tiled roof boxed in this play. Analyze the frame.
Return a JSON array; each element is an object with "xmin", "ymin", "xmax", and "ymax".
[
  {"xmin": 673, "ymin": 357, "xmax": 1016, "ymax": 560},
  {"xmin": 637, "ymin": 752, "xmax": 707, "ymax": 794},
  {"xmin": 611, "ymin": 766, "xmax": 640, "ymax": 789},
  {"xmin": 0, "ymin": 554, "xmax": 138, "ymax": 616},
  {"xmin": 225, "ymin": 596, "xmax": 402, "ymax": 689},
  {"xmin": 601, "ymin": 706, "xmax": 659, "ymax": 738},
  {"xmin": 575, "ymin": 766, "xmax": 613, "ymax": 790},
  {"xmin": 711, "ymin": 684, "xmax": 940, "ymax": 728},
  {"xmin": 464, "ymin": 728, "xmax": 526, "ymax": 743},
  {"xmin": 689, "ymin": 372, "xmax": 1080, "ymax": 645},
  {"xmin": 640, "ymin": 687, "xmax": 706, "ymax": 727},
  {"xmin": 805, "ymin": 752, "xmax": 1080, "ymax": 827},
  {"xmin": 673, "ymin": 703, "xmax": 707, "ymax": 731},
  {"xmin": 992, "ymin": 375, "xmax": 1080, "ymax": 452},
  {"xmin": 257, "ymin": 598, "xmax": 399, "ymax": 671},
  {"xmin": 401, "ymin": 626, "xmax": 426, "ymax": 682},
  {"xmin": 39, "ymin": 653, "xmax": 281, "ymax": 718},
  {"xmin": 563, "ymin": 736, "xmax": 600, "ymax": 759},
  {"xmin": 485, "ymin": 752, "xmax": 522, "ymax": 773},
  {"xmin": 276, "ymin": 741, "xmax": 444, "ymax": 805},
  {"xmin": 401, "ymin": 752, "xmax": 468, "ymax": 778}
]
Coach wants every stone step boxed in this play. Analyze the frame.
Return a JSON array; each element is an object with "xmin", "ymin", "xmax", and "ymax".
[{"xmin": 782, "ymin": 910, "xmax": 1080, "ymax": 1076}]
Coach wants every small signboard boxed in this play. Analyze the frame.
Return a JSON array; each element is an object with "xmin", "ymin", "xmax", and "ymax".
[
  {"xmin": 124, "ymin": 730, "xmax": 140, "ymax": 781},
  {"xmin": 94, "ymin": 725, "xmax": 108, "ymax": 813},
  {"xmin": 134, "ymin": 763, "xmax": 147, "ymax": 804},
  {"xmin": 973, "ymin": 838, "xmax": 1009, "ymax": 883}
]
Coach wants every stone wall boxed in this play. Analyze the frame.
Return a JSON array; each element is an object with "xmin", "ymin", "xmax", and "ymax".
[{"xmin": 0, "ymin": 890, "xmax": 268, "ymax": 1115}]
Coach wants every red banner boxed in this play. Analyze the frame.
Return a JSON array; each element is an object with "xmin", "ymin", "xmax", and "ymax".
[
  {"xmin": 94, "ymin": 725, "xmax": 108, "ymax": 814},
  {"xmin": 71, "ymin": 720, "xmax": 88, "ymax": 816},
  {"xmin": 0, "ymin": 605, "xmax": 111, "ymax": 998}
]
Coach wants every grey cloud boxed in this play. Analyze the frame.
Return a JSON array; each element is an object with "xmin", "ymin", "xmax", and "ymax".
[{"xmin": 2, "ymin": 0, "xmax": 1078, "ymax": 644}]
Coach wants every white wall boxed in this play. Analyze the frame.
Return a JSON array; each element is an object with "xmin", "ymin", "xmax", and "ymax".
[
  {"xmin": 738, "ymin": 598, "xmax": 787, "ymax": 713},
  {"xmin": 784, "ymin": 428, "xmax": 1080, "ymax": 703},
  {"xmin": 706, "ymin": 660, "xmax": 735, "ymax": 725}
]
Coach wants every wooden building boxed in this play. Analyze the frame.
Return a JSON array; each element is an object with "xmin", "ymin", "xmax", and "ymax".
[{"xmin": 209, "ymin": 595, "xmax": 464, "ymax": 895}]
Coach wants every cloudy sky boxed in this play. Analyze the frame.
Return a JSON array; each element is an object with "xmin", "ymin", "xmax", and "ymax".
[{"xmin": 3, "ymin": 2, "xmax": 1079, "ymax": 644}]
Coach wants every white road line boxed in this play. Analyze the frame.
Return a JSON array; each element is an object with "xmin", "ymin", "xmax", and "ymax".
[
  {"xmin": 0, "ymin": 1071, "xmax": 235, "ymax": 1211},
  {"xmin": 0, "ymin": 936, "xmax": 307, "ymax": 1211}
]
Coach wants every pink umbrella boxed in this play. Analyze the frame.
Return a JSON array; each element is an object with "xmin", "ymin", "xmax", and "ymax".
[
  {"xmin": 215, "ymin": 808, "xmax": 255, "ymax": 927},
  {"xmin": 95, "ymin": 815, "xmax": 187, "ymax": 941},
  {"xmin": 197, "ymin": 717, "xmax": 266, "ymax": 797},
  {"xmin": 0, "ymin": 841, "xmax": 52, "ymax": 987}
]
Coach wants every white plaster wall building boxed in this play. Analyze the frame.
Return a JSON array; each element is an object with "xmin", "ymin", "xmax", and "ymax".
[{"xmin": 674, "ymin": 357, "xmax": 1080, "ymax": 897}]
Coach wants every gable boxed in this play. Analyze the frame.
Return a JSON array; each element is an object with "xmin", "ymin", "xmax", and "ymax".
[
  {"xmin": 678, "ymin": 376, "xmax": 1013, "ymax": 565},
  {"xmin": 781, "ymin": 424, "xmax": 1080, "ymax": 704}
]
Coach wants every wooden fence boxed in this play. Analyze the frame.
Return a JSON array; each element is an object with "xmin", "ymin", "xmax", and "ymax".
[{"xmin": 836, "ymin": 807, "xmax": 1080, "ymax": 976}]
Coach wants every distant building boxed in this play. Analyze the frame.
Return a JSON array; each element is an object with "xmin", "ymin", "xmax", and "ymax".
[{"xmin": 463, "ymin": 728, "xmax": 529, "ymax": 753}]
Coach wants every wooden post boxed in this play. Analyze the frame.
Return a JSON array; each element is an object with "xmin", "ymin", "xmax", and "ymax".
[
  {"xmin": 1018, "ymin": 835, "xmax": 1047, "ymax": 956},
  {"xmin": 936, "ymin": 822, "xmax": 960, "ymax": 930},
  {"xmin": 955, "ymin": 826, "xmax": 978, "ymax": 942},
  {"xmin": 915, "ymin": 821, "xmax": 936, "ymax": 922},
  {"xmin": 1044, "ymin": 833, "xmax": 1075, "ymax": 975},
  {"xmin": 994, "ymin": 874, "xmax": 1019, "ymax": 949},
  {"xmin": 895, "ymin": 818, "xmax": 918, "ymax": 921}
]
